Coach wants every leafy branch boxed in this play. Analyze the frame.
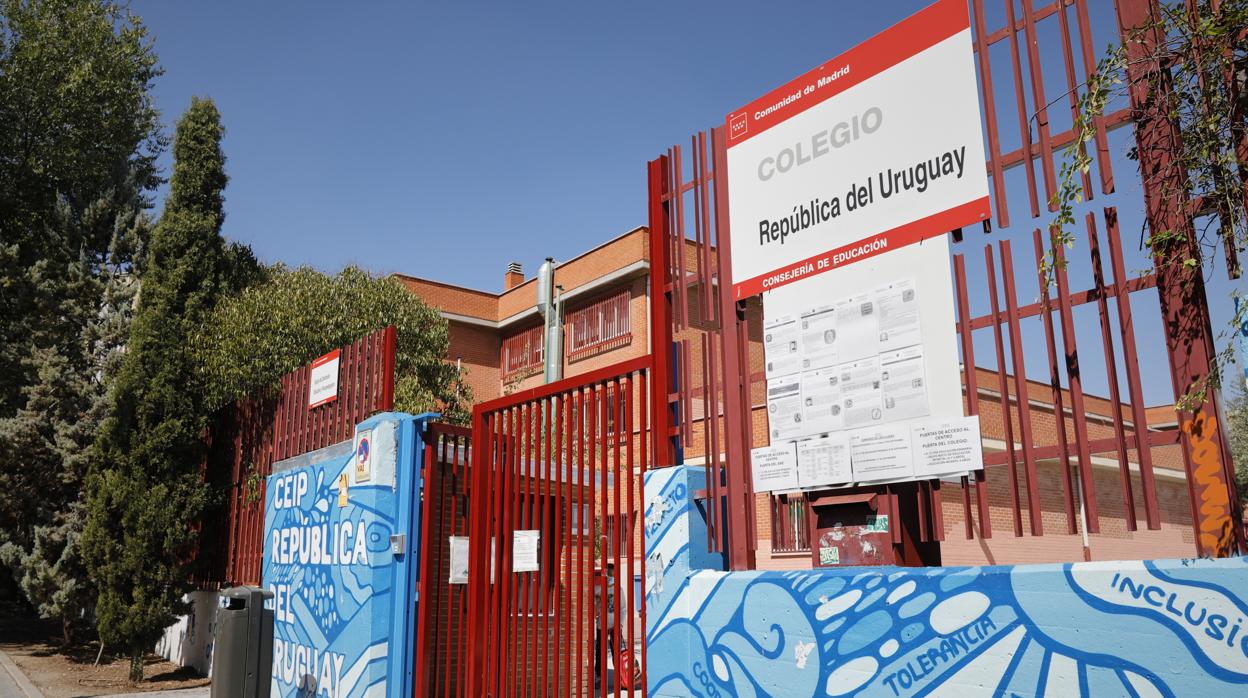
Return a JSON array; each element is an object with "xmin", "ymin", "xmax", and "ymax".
[{"xmin": 1046, "ymin": 0, "xmax": 1248, "ymax": 409}]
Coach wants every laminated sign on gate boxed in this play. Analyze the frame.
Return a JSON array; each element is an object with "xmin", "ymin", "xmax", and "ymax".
[{"xmin": 724, "ymin": 0, "xmax": 991, "ymax": 299}]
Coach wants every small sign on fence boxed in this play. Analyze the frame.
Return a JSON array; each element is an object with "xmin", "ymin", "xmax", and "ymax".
[{"xmin": 308, "ymin": 349, "xmax": 341, "ymax": 408}]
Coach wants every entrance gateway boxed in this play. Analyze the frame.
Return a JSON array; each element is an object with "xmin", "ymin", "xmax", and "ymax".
[{"xmin": 258, "ymin": 0, "xmax": 1243, "ymax": 695}]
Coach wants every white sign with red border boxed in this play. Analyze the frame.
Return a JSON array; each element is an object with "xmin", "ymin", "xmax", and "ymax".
[
  {"xmin": 308, "ymin": 349, "xmax": 341, "ymax": 408},
  {"xmin": 724, "ymin": 0, "xmax": 990, "ymax": 299}
]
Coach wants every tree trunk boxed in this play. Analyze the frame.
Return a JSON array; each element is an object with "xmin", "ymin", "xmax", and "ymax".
[
  {"xmin": 128, "ymin": 651, "xmax": 144, "ymax": 683},
  {"xmin": 61, "ymin": 616, "xmax": 72, "ymax": 647}
]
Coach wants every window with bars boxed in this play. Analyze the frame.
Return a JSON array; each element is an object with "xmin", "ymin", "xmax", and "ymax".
[
  {"xmin": 501, "ymin": 325, "xmax": 544, "ymax": 379},
  {"xmin": 566, "ymin": 289, "xmax": 631, "ymax": 359},
  {"xmin": 770, "ymin": 494, "xmax": 810, "ymax": 553}
]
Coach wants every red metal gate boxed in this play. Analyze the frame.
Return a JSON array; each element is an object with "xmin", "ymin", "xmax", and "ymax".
[
  {"xmin": 457, "ymin": 356, "xmax": 651, "ymax": 697},
  {"xmin": 415, "ymin": 422, "xmax": 473, "ymax": 697}
]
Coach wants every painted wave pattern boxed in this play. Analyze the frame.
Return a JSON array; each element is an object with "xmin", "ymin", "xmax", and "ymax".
[
  {"xmin": 643, "ymin": 472, "xmax": 1248, "ymax": 697},
  {"xmin": 262, "ymin": 458, "xmax": 397, "ymax": 697}
]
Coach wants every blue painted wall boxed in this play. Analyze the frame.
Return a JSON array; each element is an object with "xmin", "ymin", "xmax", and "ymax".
[
  {"xmin": 263, "ymin": 412, "xmax": 433, "ymax": 698},
  {"xmin": 644, "ymin": 466, "xmax": 1248, "ymax": 697}
]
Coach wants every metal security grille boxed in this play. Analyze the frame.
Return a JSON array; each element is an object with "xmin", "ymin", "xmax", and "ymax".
[
  {"xmin": 567, "ymin": 290, "xmax": 632, "ymax": 359},
  {"xmin": 463, "ymin": 356, "xmax": 651, "ymax": 697},
  {"xmin": 502, "ymin": 325, "xmax": 545, "ymax": 380}
]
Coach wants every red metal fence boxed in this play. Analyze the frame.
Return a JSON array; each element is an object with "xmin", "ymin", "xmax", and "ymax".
[
  {"xmin": 461, "ymin": 356, "xmax": 652, "ymax": 697},
  {"xmin": 196, "ymin": 325, "xmax": 397, "ymax": 586},
  {"xmin": 648, "ymin": 0, "xmax": 1243, "ymax": 562},
  {"xmin": 415, "ymin": 422, "xmax": 472, "ymax": 697}
]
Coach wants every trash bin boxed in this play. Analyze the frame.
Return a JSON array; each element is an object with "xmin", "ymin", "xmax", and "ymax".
[{"xmin": 211, "ymin": 586, "xmax": 274, "ymax": 698}]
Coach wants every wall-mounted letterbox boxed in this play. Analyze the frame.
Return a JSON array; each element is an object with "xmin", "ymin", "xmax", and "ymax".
[{"xmin": 805, "ymin": 483, "xmax": 940, "ymax": 568}]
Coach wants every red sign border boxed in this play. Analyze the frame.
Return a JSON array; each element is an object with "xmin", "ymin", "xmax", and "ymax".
[
  {"xmin": 725, "ymin": 0, "xmax": 971, "ymax": 148},
  {"xmin": 733, "ymin": 196, "xmax": 991, "ymax": 299},
  {"xmin": 308, "ymin": 348, "xmax": 341, "ymax": 409}
]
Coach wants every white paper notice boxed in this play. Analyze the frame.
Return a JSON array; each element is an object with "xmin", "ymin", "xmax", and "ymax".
[
  {"xmin": 880, "ymin": 346, "xmax": 929, "ymax": 422},
  {"xmin": 751, "ymin": 443, "xmax": 800, "ymax": 493},
  {"xmin": 449, "ymin": 536, "xmax": 469, "ymax": 584},
  {"xmin": 835, "ymin": 294, "xmax": 879, "ymax": 362},
  {"xmin": 838, "ymin": 357, "xmax": 883, "ymax": 428},
  {"xmin": 800, "ymin": 305, "xmax": 838, "ymax": 371},
  {"xmin": 875, "ymin": 279, "xmax": 922, "ymax": 352},
  {"xmin": 512, "ymin": 530, "xmax": 540, "ymax": 573},
  {"xmin": 850, "ymin": 424, "xmax": 915, "ymax": 482},
  {"xmin": 801, "ymin": 368, "xmax": 844, "ymax": 434},
  {"xmin": 911, "ymin": 416, "xmax": 983, "ymax": 478},
  {"xmin": 764, "ymin": 315, "xmax": 802, "ymax": 380},
  {"xmin": 766, "ymin": 377, "xmax": 804, "ymax": 442},
  {"xmin": 796, "ymin": 434, "xmax": 853, "ymax": 488}
]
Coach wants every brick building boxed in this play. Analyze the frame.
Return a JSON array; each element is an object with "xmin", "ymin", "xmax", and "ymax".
[{"xmin": 396, "ymin": 226, "xmax": 1196, "ymax": 570}]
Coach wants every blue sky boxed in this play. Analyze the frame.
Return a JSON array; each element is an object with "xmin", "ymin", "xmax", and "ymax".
[{"xmin": 133, "ymin": 1, "xmax": 1243, "ymax": 403}]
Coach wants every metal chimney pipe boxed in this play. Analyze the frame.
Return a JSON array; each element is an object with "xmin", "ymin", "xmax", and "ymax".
[{"xmin": 538, "ymin": 258, "xmax": 563, "ymax": 383}]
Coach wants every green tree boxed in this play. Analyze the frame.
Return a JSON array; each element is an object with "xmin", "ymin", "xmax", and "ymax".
[
  {"xmin": 1231, "ymin": 383, "xmax": 1248, "ymax": 508},
  {"xmin": 196, "ymin": 266, "xmax": 469, "ymax": 422},
  {"xmin": 0, "ymin": 0, "xmax": 161, "ymax": 415},
  {"xmin": 0, "ymin": 0, "xmax": 161, "ymax": 636},
  {"xmin": 83, "ymin": 97, "xmax": 235, "ymax": 682}
]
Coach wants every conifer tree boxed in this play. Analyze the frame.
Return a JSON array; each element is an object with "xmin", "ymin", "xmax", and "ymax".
[
  {"xmin": 0, "ymin": 0, "xmax": 160, "ymax": 638},
  {"xmin": 83, "ymin": 97, "xmax": 232, "ymax": 682}
]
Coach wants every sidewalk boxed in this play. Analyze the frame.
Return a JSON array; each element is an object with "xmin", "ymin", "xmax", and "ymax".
[{"xmin": 0, "ymin": 648, "xmax": 42, "ymax": 697}]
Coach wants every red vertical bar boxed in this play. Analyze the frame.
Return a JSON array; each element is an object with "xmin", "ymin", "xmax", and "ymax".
[
  {"xmin": 457, "ymin": 433, "xmax": 469, "ymax": 698},
  {"xmin": 612, "ymin": 379, "xmax": 624, "ymax": 698},
  {"xmin": 985, "ymin": 245, "xmax": 1023, "ymax": 536},
  {"xmin": 463, "ymin": 411, "xmax": 487, "ymax": 698},
  {"xmin": 1053, "ymin": 0, "xmax": 1094, "ymax": 200},
  {"xmin": 413, "ymin": 438, "xmax": 435, "ymax": 696},
  {"xmin": 1019, "ymin": 0, "xmax": 1058, "ymax": 208},
  {"xmin": 1031, "ymin": 230, "xmax": 1079, "ymax": 534},
  {"xmin": 638, "ymin": 370, "xmax": 649, "ymax": 697},
  {"xmin": 541, "ymin": 398, "xmax": 554, "ymax": 694},
  {"xmin": 1073, "ymin": 0, "xmax": 1115, "ymax": 194},
  {"xmin": 1105, "ymin": 208, "xmax": 1161, "ymax": 528},
  {"xmin": 595, "ymin": 385, "xmax": 608, "ymax": 698},
  {"xmin": 584, "ymin": 387, "xmax": 596, "ymax": 697},
  {"xmin": 624, "ymin": 374, "xmax": 637, "ymax": 697},
  {"xmin": 698, "ymin": 131, "xmax": 716, "ymax": 323},
  {"xmin": 701, "ymin": 335, "xmax": 714, "ymax": 551},
  {"xmin": 999, "ymin": 240, "xmax": 1044, "ymax": 535},
  {"xmin": 575, "ymin": 388, "xmax": 586, "ymax": 698},
  {"xmin": 710, "ymin": 125, "xmax": 756, "ymax": 569},
  {"xmin": 707, "ymin": 335, "xmax": 722, "ymax": 555},
  {"xmin": 1087, "ymin": 214, "xmax": 1138, "ymax": 530},
  {"xmin": 1052, "ymin": 233, "xmax": 1100, "ymax": 532},
  {"xmin": 381, "ymin": 325, "xmax": 397, "ymax": 410},
  {"xmin": 972, "ymin": 0, "xmax": 1010, "ymax": 227},
  {"xmin": 647, "ymin": 157, "xmax": 675, "ymax": 468},
  {"xmin": 953, "ymin": 254, "xmax": 987, "ymax": 539},
  {"xmin": 673, "ymin": 146, "xmax": 688, "ymax": 332},
  {"xmin": 552, "ymin": 395, "xmax": 565, "ymax": 697},
  {"xmin": 1003, "ymin": 0, "xmax": 1041, "ymax": 218},
  {"xmin": 517, "ymin": 402, "xmax": 531, "ymax": 696}
]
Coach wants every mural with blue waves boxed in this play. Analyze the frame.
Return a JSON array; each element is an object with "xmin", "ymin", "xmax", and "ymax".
[
  {"xmin": 263, "ymin": 413, "xmax": 428, "ymax": 698},
  {"xmin": 644, "ymin": 466, "xmax": 1248, "ymax": 697}
]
